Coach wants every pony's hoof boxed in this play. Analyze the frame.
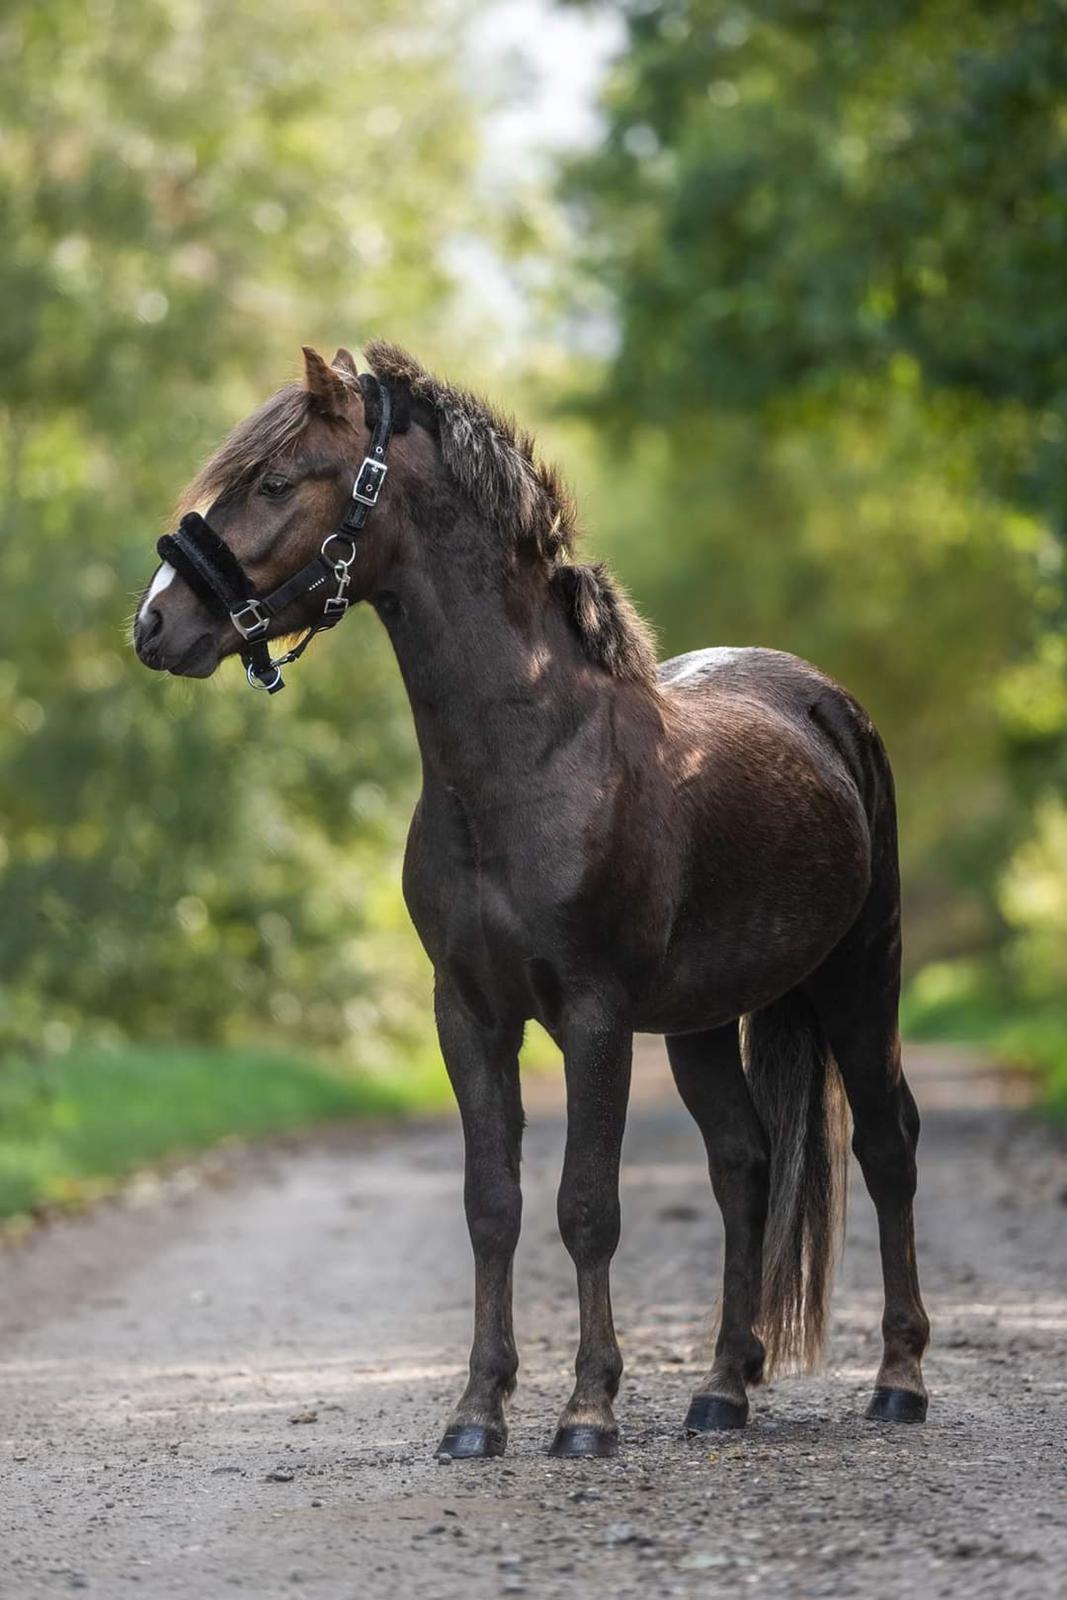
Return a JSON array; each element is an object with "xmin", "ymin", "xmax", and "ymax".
[
  {"xmin": 684, "ymin": 1394, "xmax": 749, "ymax": 1433},
  {"xmin": 549, "ymin": 1425, "xmax": 618, "ymax": 1459},
  {"xmin": 865, "ymin": 1387, "xmax": 928, "ymax": 1424},
  {"xmin": 435, "ymin": 1423, "xmax": 506, "ymax": 1459}
]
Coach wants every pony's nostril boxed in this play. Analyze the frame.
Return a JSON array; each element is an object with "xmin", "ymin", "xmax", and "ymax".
[{"xmin": 139, "ymin": 606, "xmax": 163, "ymax": 645}]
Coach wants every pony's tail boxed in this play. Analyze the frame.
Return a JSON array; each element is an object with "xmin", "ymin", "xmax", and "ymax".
[{"xmin": 742, "ymin": 990, "xmax": 850, "ymax": 1375}]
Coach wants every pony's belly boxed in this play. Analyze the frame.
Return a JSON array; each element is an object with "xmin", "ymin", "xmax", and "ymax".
[
  {"xmin": 634, "ymin": 967, "xmax": 808, "ymax": 1036},
  {"xmin": 633, "ymin": 891, "xmax": 865, "ymax": 1035}
]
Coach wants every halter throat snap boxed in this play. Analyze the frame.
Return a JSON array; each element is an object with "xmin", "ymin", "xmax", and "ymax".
[{"xmin": 156, "ymin": 374, "xmax": 396, "ymax": 694}]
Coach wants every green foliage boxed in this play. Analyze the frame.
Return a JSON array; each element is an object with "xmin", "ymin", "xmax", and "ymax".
[
  {"xmin": 569, "ymin": 1, "xmax": 1067, "ymax": 438},
  {"xmin": 1000, "ymin": 794, "xmax": 1067, "ymax": 998},
  {"xmin": 0, "ymin": 0, "xmax": 478, "ymax": 1055},
  {"xmin": 903, "ymin": 960, "xmax": 1067, "ymax": 1118},
  {"xmin": 563, "ymin": 0, "xmax": 1067, "ymax": 982},
  {"xmin": 994, "ymin": 1016, "xmax": 1067, "ymax": 1118},
  {"xmin": 5, "ymin": 0, "xmax": 1067, "ymax": 1126},
  {"xmin": 0, "ymin": 1042, "xmax": 449, "ymax": 1218}
]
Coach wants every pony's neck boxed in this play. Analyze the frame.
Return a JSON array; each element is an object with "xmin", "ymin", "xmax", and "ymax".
[{"xmin": 375, "ymin": 512, "xmax": 609, "ymax": 800}]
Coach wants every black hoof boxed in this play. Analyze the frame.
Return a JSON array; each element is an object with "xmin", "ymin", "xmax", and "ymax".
[
  {"xmin": 865, "ymin": 1387, "xmax": 928, "ymax": 1424},
  {"xmin": 684, "ymin": 1394, "xmax": 749, "ymax": 1434},
  {"xmin": 549, "ymin": 1425, "xmax": 618, "ymax": 1459},
  {"xmin": 435, "ymin": 1423, "xmax": 506, "ymax": 1459}
]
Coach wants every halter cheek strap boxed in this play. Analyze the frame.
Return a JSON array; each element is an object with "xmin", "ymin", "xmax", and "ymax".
[{"xmin": 157, "ymin": 374, "xmax": 397, "ymax": 694}]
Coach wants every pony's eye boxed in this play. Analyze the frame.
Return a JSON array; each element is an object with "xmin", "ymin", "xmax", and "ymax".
[{"xmin": 259, "ymin": 474, "xmax": 292, "ymax": 500}]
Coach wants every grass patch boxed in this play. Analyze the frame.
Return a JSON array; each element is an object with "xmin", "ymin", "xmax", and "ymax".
[
  {"xmin": 0, "ymin": 1042, "xmax": 449, "ymax": 1221},
  {"xmin": 903, "ymin": 960, "xmax": 1067, "ymax": 1118}
]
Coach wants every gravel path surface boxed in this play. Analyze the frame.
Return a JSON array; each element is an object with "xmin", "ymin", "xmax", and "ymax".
[{"xmin": 1, "ymin": 1042, "xmax": 1065, "ymax": 1599}]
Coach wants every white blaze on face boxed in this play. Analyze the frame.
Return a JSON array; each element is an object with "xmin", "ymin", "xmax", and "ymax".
[{"xmin": 139, "ymin": 560, "xmax": 176, "ymax": 621}]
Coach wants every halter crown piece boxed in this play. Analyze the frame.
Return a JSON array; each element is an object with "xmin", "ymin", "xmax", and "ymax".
[{"xmin": 156, "ymin": 373, "xmax": 398, "ymax": 693}]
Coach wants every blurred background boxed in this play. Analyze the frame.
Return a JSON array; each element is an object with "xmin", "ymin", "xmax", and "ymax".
[{"xmin": 3, "ymin": 0, "xmax": 1066, "ymax": 1217}]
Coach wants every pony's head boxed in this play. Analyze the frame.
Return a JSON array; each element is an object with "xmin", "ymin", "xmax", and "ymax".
[{"xmin": 133, "ymin": 346, "xmax": 410, "ymax": 680}]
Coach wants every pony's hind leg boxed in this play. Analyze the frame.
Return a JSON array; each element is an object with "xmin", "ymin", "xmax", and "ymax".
[
  {"xmin": 667, "ymin": 1025, "xmax": 770, "ymax": 1431},
  {"xmin": 808, "ymin": 948, "xmax": 930, "ymax": 1422}
]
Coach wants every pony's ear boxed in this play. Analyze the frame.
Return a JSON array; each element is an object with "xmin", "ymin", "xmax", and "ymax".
[
  {"xmin": 331, "ymin": 347, "xmax": 361, "ymax": 384},
  {"xmin": 302, "ymin": 345, "xmax": 349, "ymax": 415}
]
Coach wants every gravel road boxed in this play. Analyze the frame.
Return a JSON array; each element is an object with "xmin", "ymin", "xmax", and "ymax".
[{"xmin": 2, "ymin": 1042, "xmax": 1065, "ymax": 1599}]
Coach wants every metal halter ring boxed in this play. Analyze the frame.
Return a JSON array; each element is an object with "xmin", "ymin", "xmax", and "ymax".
[
  {"xmin": 246, "ymin": 660, "xmax": 283, "ymax": 692},
  {"xmin": 321, "ymin": 530, "xmax": 357, "ymax": 567}
]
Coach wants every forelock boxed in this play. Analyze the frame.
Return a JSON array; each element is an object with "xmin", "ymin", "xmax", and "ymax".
[{"xmin": 177, "ymin": 384, "xmax": 314, "ymax": 514}]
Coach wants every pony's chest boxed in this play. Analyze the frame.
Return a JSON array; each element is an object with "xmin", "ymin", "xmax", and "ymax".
[
  {"xmin": 444, "ymin": 860, "xmax": 553, "ymax": 962},
  {"xmin": 422, "ymin": 862, "xmax": 569, "ymax": 1031},
  {"xmin": 403, "ymin": 785, "xmax": 636, "ymax": 1029},
  {"xmin": 405, "ymin": 802, "xmax": 564, "ymax": 956}
]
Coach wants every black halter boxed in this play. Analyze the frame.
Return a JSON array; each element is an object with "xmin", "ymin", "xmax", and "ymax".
[{"xmin": 157, "ymin": 375, "xmax": 396, "ymax": 694}]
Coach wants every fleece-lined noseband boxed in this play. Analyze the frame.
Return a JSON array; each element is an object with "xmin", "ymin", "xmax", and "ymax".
[{"xmin": 156, "ymin": 374, "xmax": 398, "ymax": 693}]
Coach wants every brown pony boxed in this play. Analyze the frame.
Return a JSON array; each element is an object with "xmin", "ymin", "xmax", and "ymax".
[{"xmin": 134, "ymin": 345, "xmax": 929, "ymax": 1458}]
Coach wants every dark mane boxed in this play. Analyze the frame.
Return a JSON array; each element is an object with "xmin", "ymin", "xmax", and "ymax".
[{"xmin": 366, "ymin": 341, "xmax": 657, "ymax": 688}]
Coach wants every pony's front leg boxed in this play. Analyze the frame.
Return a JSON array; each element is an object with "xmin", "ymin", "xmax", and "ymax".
[
  {"xmin": 434, "ymin": 981, "xmax": 525, "ymax": 1460},
  {"xmin": 551, "ymin": 1001, "xmax": 632, "ymax": 1458}
]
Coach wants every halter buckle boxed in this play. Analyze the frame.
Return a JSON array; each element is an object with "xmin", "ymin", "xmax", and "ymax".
[
  {"xmin": 231, "ymin": 598, "xmax": 270, "ymax": 639},
  {"xmin": 323, "ymin": 595, "xmax": 350, "ymax": 621},
  {"xmin": 353, "ymin": 456, "xmax": 388, "ymax": 506}
]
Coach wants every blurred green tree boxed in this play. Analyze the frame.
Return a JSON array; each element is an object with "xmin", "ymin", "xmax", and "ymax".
[
  {"xmin": 0, "ymin": 0, "xmax": 478, "ymax": 1054},
  {"xmin": 562, "ymin": 0, "xmax": 1067, "ymax": 975}
]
